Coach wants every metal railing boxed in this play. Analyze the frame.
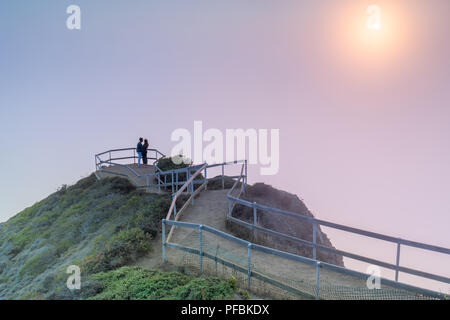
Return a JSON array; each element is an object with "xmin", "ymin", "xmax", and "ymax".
[
  {"xmin": 226, "ymin": 169, "xmax": 450, "ymax": 292},
  {"xmin": 95, "ymin": 148, "xmax": 247, "ymax": 193},
  {"xmin": 95, "ymin": 147, "xmax": 166, "ymax": 190},
  {"xmin": 165, "ymin": 163, "xmax": 208, "ymax": 242},
  {"xmin": 164, "ymin": 160, "xmax": 248, "ymax": 241},
  {"xmin": 95, "ymin": 147, "xmax": 165, "ymax": 169},
  {"xmin": 162, "ymin": 219, "xmax": 445, "ymax": 299}
]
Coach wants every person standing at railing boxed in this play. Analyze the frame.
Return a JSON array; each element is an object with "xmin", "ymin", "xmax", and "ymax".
[
  {"xmin": 136, "ymin": 137, "xmax": 144, "ymax": 166},
  {"xmin": 142, "ymin": 139, "xmax": 149, "ymax": 165}
]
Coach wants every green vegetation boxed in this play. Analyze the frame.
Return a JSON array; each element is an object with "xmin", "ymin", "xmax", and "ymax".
[
  {"xmin": 156, "ymin": 155, "xmax": 191, "ymax": 172},
  {"xmin": 84, "ymin": 266, "xmax": 237, "ymax": 300},
  {"xmin": 0, "ymin": 174, "xmax": 171, "ymax": 299}
]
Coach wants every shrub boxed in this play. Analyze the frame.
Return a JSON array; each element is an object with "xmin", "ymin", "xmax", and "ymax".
[
  {"xmin": 156, "ymin": 156, "xmax": 191, "ymax": 172},
  {"xmin": 19, "ymin": 248, "xmax": 57, "ymax": 277},
  {"xmin": 87, "ymin": 267, "xmax": 236, "ymax": 300},
  {"xmin": 82, "ymin": 228, "xmax": 152, "ymax": 274}
]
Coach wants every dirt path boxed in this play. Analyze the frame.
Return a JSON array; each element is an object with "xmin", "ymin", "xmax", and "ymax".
[
  {"xmin": 166, "ymin": 190, "xmax": 379, "ymax": 298},
  {"xmin": 134, "ymin": 188, "xmax": 419, "ymax": 299}
]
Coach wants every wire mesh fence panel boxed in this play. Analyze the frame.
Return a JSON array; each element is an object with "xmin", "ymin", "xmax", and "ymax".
[
  {"xmin": 164, "ymin": 223, "xmax": 445, "ymax": 300},
  {"xmin": 317, "ymin": 265, "xmax": 440, "ymax": 300},
  {"xmin": 250, "ymin": 246, "xmax": 317, "ymax": 299}
]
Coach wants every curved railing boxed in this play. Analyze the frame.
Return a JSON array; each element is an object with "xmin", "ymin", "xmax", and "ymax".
[
  {"xmin": 163, "ymin": 160, "xmax": 247, "ymax": 242},
  {"xmin": 95, "ymin": 147, "xmax": 173, "ymax": 191},
  {"xmin": 162, "ymin": 219, "xmax": 446, "ymax": 300},
  {"xmin": 165, "ymin": 163, "xmax": 208, "ymax": 242},
  {"xmin": 226, "ymin": 168, "xmax": 450, "ymax": 294}
]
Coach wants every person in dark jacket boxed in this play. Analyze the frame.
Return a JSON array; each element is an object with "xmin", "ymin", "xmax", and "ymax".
[
  {"xmin": 136, "ymin": 137, "xmax": 144, "ymax": 166},
  {"xmin": 142, "ymin": 139, "xmax": 149, "ymax": 165}
]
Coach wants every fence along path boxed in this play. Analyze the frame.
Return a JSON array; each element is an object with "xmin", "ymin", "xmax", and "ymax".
[
  {"xmin": 165, "ymin": 189, "xmax": 438, "ymax": 299},
  {"xmin": 93, "ymin": 148, "xmax": 448, "ymax": 299}
]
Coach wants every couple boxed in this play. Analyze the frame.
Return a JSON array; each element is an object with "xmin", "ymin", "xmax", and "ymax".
[{"xmin": 136, "ymin": 137, "xmax": 149, "ymax": 166}]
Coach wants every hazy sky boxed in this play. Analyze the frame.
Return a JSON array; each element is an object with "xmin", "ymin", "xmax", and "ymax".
[{"xmin": 1, "ymin": 1, "xmax": 449, "ymax": 292}]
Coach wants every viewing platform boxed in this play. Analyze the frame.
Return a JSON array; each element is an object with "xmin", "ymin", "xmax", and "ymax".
[{"xmin": 95, "ymin": 147, "xmax": 165, "ymax": 192}]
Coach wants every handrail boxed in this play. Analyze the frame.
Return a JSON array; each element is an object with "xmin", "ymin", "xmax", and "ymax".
[
  {"xmin": 162, "ymin": 219, "xmax": 446, "ymax": 299},
  {"xmin": 164, "ymin": 163, "xmax": 209, "ymax": 243},
  {"xmin": 226, "ymin": 168, "xmax": 450, "ymax": 289},
  {"xmin": 166, "ymin": 163, "xmax": 208, "ymax": 221},
  {"xmin": 95, "ymin": 147, "xmax": 166, "ymax": 183}
]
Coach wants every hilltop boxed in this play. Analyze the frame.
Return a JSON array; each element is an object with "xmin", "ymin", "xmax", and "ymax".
[
  {"xmin": 0, "ymin": 172, "xmax": 344, "ymax": 299},
  {"xmin": 0, "ymin": 174, "xmax": 236, "ymax": 299}
]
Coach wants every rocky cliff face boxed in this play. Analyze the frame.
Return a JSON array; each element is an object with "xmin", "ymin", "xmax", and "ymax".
[{"xmin": 229, "ymin": 183, "xmax": 344, "ymax": 267}]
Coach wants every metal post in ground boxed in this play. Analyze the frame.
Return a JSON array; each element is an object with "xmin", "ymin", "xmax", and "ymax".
[
  {"xmin": 204, "ymin": 168, "xmax": 207, "ymax": 190},
  {"xmin": 247, "ymin": 243, "xmax": 252, "ymax": 289},
  {"xmin": 158, "ymin": 173, "xmax": 161, "ymax": 192},
  {"xmin": 395, "ymin": 238, "xmax": 401, "ymax": 282},
  {"xmin": 313, "ymin": 223, "xmax": 317, "ymax": 260},
  {"xmin": 172, "ymin": 194, "xmax": 177, "ymax": 218},
  {"xmin": 199, "ymin": 225, "xmax": 203, "ymax": 273},
  {"xmin": 162, "ymin": 220, "xmax": 166, "ymax": 263},
  {"xmin": 222, "ymin": 164, "xmax": 225, "ymax": 189},
  {"xmin": 315, "ymin": 261, "xmax": 320, "ymax": 300},
  {"xmin": 253, "ymin": 202, "xmax": 257, "ymax": 241},
  {"xmin": 244, "ymin": 160, "xmax": 247, "ymax": 194}
]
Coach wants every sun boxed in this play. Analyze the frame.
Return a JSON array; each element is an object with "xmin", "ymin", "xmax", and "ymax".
[{"xmin": 366, "ymin": 5, "xmax": 382, "ymax": 31}]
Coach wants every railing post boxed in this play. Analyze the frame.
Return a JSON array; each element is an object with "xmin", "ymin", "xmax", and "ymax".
[
  {"xmin": 189, "ymin": 169, "xmax": 194, "ymax": 205},
  {"xmin": 244, "ymin": 160, "xmax": 247, "ymax": 194},
  {"xmin": 176, "ymin": 172, "xmax": 179, "ymax": 192},
  {"xmin": 158, "ymin": 173, "xmax": 161, "ymax": 192},
  {"xmin": 172, "ymin": 194, "xmax": 177, "ymax": 218},
  {"xmin": 253, "ymin": 202, "xmax": 257, "ymax": 241},
  {"xmin": 395, "ymin": 238, "xmax": 401, "ymax": 282},
  {"xmin": 171, "ymin": 172, "xmax": 174, "ymax": 193},
  {"xmin": 313, "ymin": 223, "xmax": 317, "ymax": 260},
  {"xmin": 204, "ymin": 167, "xmax": 207, "ymax": 191},
  {"xmin": 162, "ymin": 220, "xmax": 166, "ymax": 263},
  {"xmin": 199, "ymin": 225, "xmax": 203, "ymax": 273},
  {"xmin": 221, "ymin": 164, "xmax": 225, "ymax": 189},
  {"xmin": 241, "ymin": 172, "xmax": 245, "ymax": 194},
  {"xmin": 247, "ymin": 243, "xmax": 252, "ymax": 289},
  {"xmin": 315, "ymin": 261, "xmax": 320, "ymax": 300},
  {"xmin": 134, "ymin": 149, "xmax": 136, "ymax": 164}
]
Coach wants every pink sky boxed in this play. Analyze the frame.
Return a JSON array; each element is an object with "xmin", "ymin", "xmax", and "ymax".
[{"xmin": 0, "ymin": 0, "xmax": 448, "ymax": 293}]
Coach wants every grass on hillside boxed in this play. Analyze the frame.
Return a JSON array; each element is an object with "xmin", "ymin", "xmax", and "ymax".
[
  {"xmin": 83, "ymin": 266, "xmax": 237, "ymax": 300},
  {"xmin": 0, "ymin": 174, "xmax": 172, "ymax": 299}
]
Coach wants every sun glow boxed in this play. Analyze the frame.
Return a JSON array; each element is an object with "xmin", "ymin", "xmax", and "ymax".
[
  {"xmin": 366, "ymin": 5, "xmax": 382, "ymax": 31},
  {"xmin": 327, "ymin": 2, "xmax": 414, "ymax": 74}
]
